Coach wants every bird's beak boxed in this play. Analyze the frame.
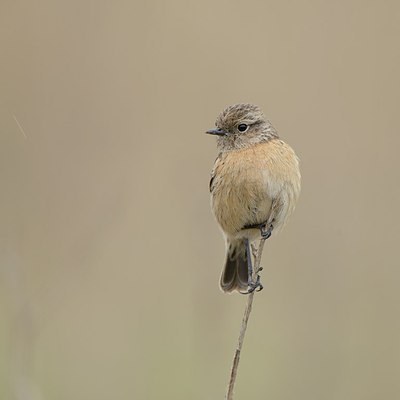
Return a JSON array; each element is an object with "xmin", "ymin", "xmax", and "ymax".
[{"xmin": 205, "ymin": 128, "xmax": 228, "ymax": 136}]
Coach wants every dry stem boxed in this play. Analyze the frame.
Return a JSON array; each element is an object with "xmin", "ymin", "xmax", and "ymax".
[{"xmin": 225, "ymin": 238, "xmax": 266, "ymax": 400}]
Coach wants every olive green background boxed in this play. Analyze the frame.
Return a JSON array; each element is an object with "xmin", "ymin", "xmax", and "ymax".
[{"xmin": 1, "ymin": 1, "xmax": 399, "ymax": 399}]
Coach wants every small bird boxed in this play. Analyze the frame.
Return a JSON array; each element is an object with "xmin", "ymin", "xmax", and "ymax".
[{"xmin": 206, "ymin": 104, "xmax": 301, "ymax": 293}]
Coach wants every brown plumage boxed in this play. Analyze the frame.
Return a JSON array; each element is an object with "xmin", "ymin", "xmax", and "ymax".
[{"xmin": 206, "ymin": 104, "xmax": 301, "ymax": 293}]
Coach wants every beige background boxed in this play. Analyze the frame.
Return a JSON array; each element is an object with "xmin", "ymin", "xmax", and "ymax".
[{"xmin": 1, "ymin": 1, "xmax": 399, "ymax": 399}]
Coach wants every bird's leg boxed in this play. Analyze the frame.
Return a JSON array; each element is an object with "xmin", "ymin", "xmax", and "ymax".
[
  {"xmin": 246, "ymin": 239, "xmax": 252, "ymax": 282},
  {"xmin": 242, "ymin": 239, "xmax": 263, "ymax": 294}
]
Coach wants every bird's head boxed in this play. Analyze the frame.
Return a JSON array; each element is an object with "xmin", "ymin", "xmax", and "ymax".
[{"xmin": 206, "ymin": 103, "xmax": 278, "ymax": 151}]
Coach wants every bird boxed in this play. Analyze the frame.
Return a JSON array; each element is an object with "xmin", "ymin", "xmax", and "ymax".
[{"xmin": 206, "ymin": 103, "xmax": 301, "ymax": 294}]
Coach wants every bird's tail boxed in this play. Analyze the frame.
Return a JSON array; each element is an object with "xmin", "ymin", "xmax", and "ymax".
[{"xmin": 220, "ymin": 239, "xmax": 249, "ymax": 293}]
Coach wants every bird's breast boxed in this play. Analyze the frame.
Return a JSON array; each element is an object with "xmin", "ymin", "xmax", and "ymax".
[
  {"xmin": 210, "ymin": 139, "xmax": 300, "ymax": 238},
  {"xmin": 210, "ymin": 145, "xmax": 273, "ymax": 236}
]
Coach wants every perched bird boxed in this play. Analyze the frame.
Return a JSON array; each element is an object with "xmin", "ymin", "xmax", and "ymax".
[{"xmin": 206, "ymin": 104, "xmax": 301, "ymax": 293}]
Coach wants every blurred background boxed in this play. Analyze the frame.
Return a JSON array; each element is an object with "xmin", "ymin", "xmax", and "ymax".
[{"xmin": 1, "ymin": 1, "xmax": 399, "ymax": 399}]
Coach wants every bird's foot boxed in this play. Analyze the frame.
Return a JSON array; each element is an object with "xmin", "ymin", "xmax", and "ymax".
[
  {"xmin": 260, "ymin": 224, "xmax": 274, "ymax": 240},
  {"xmin": 243, "ymin": 221, "xmax": 274, "ymax": 240},
  {"xmin": 242, "ymin": 275, "xmax": 263, "ymax": 294}
]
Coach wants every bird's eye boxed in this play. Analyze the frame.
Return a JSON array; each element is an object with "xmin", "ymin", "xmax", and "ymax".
[{"xmin": 237, "ymin": 123, "xmax": 248, "ymax": 132}]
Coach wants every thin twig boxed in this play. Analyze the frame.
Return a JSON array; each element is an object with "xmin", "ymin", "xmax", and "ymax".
[
  {"xmin": 225, "ymin": 238, "xmax": 267, "ymax": 400},
  {"xmin": 13, "ymin": 114, "xmax": 28, "ymax": 139}
]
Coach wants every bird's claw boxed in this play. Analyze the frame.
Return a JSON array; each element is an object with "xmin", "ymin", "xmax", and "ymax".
[
  {"xmin": 241, "ymin": 275, "xmax": 264, "ymax": 294},
  {"xmin": 261, "ymin": 224, "xmax": 273, "ymax": 240}
]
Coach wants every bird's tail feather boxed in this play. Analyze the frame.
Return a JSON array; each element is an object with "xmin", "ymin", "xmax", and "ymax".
[{"xmin": 220, "ymin": 239, "xmax": 249, "ymax": 293}]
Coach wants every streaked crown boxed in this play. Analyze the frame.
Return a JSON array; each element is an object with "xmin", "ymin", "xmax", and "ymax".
[{"xmin": 216, "ymin": 103, "xmax": 265, "ymax": 130}]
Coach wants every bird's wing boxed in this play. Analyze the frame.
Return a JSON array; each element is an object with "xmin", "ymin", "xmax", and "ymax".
[{"xmin": 209, "ymin": 153, "xmax": 222, "ymax": 193}]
